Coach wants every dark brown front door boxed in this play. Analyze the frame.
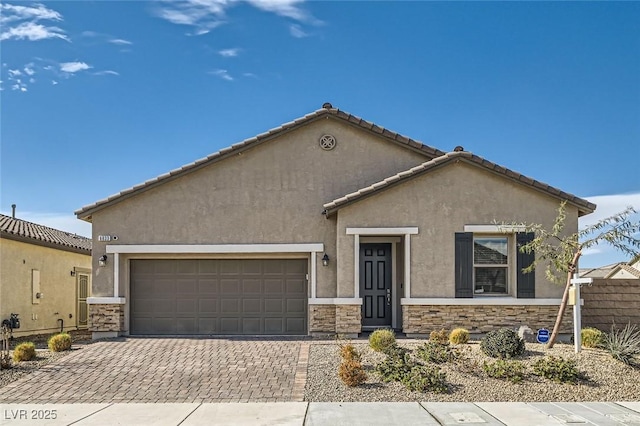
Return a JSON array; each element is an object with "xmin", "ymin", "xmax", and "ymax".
[{"xmin": 360, "ymin": 243, "xmax": 392, "ymax": 328}]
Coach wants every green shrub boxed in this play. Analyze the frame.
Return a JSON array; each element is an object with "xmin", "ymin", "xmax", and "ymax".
[
  {"xmin": 581, "ymin": 327, "xmax": 604, "ymax": 349},
  {"xmin": 48, "ymin": 333, "xmax": 72, "ymax": 352},
  {"xmin": 13, "ymin": 342, "xmax": 36, "ymax": 362},
  {"xmin": 402, "ymin": 365, "xmax": 448, "ymax": 393},
  {"xmin": 369, "ymin": 329, "xmax": 396, "ymax": 353},
  {"xmin": 480, "ymin": 328, "xmax": 525, "ymax": 359},
  {"xmin": 532, "ymin": 356, "xmax": 583, "ymax": 383},
  {"xmin": 338, "ymin": 359, "xmax": 367, "ymax": 387},
  {"xmin": 339, "ymin": 343, "xmax": 361, "ymax": 362},
  {"xmin": 429, "ymin": 329, "xmax": 449, "ymax": 344},
  {"xmin": 602, "ymin": 323, "xmax": 640, "ymax": 366},
  {"xmin": 449, "ymin": 328, "xmax": 470, "ymax": 344},
  {"xmin": 416, "ymin": 341, "xmax": 457, "ymax": 364},
  {"xmin": 483, "ymin": 359, "xmax": 526, "ymax": 383},
  {"xmin": 375, "ymin": 346, "xmax": 414, "ymax": 383}
]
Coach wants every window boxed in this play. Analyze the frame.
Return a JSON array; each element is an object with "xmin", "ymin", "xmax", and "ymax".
[
  {"xmin": 455, "ymin": 231, "xmax": 535, "ymax": 299},
  {"xmin": 473, "ymin": 237, "xmax": 508, "ymax": 294}
]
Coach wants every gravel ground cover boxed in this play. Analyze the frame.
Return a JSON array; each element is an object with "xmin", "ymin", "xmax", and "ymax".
[
  {"xmin": 0, "ymin": 330, "xmax": 93, "ymax": 389},
  {"xmin": 304, "ymin": 339, "xmax": 640, "ymax": 402}
]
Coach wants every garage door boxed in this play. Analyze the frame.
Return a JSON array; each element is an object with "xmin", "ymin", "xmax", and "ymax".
[{"xmin": 130, "ymin": 259, "xmax": 308, "ymax": 335}]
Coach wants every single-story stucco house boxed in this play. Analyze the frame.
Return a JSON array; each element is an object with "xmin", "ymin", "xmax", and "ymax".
[
  {"xmin": 76, "ymin": 103, "xmax": 596, "ymax": 339},
  {"xmin": 1, "ymin": 209, "xmax": 92, "ymax": 337}
]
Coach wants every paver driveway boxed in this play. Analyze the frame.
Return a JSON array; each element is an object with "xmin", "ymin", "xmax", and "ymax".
[{"xmin": 0, "ymin": 337, "xmax": 310, "ymax": 403}]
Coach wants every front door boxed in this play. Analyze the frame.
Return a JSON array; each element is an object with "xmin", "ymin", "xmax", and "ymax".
[
  {"xmin": 76, "ymin": 272, "xmax": 90, "ymax": 329},
  {"xmin": 360, "ymin": 243, "xmax": 392, "ymax": 328}
]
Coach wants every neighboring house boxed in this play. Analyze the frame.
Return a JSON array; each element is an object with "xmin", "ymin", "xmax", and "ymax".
[
  {"xmin": 0, "ymin": 211, "xmax": 92, "ymax": 337},
  {"xmin": 579, "ymin": 263, "xmax": 622, "ymax": 279},
  {"xmin": 75, "ymin": 103, "xmax": 596, "ymax": 339},
  {"xmin": 605, "ymin": 256, "xmax": 640, "ymax": 279}
]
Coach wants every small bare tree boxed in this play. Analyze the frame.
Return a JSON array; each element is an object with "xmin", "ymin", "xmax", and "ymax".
[{"xmin": 510, "ymin": 201, "xmax": 640, "ymax": 348}]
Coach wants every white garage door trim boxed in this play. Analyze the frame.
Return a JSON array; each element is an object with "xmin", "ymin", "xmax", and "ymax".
[{"xmin": 106, "ymin": 243, "xmax": 324, "ymax": 299}]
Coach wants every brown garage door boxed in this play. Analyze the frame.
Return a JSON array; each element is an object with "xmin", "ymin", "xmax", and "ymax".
[{"xmin": 130, "ymin": 259, "xmax": 308, "ymax": 335}]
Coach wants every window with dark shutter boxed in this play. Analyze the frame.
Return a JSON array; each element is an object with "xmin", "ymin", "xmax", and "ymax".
[
  {"xmin": 455, "ymin": 232, "xmax": 473, "ymax": 298},
  {"xmin": 516, "ymin": 232, "xmax": 535, "ymax": 298}
]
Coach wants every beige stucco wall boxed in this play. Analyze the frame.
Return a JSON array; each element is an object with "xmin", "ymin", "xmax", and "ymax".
[
  {"xmin": 88, "ymin": 117, "xmax": 428, "ymax": 297},
  {"xmin": 336, "ymin": 161, "xmax": 580, "ymax": 298},
  {"xmin": 0, "ymin": 238, "xmax": 91, "ymax": 337}
]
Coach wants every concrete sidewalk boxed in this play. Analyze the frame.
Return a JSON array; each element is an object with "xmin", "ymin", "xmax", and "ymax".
[{"xmin": 1, "ymin": 401, "xmax": 639, "ymax": 425}]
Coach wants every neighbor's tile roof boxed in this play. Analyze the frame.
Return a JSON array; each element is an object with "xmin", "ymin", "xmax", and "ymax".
[
  {"xmin": 322, "ymin": 151, "xmax": 597, "ymax": 217},
  {"xmin": 75, "ymin": 104, "xmax": 445, "ymax": 220},
  {"xmin": 610, "ymin": 263, "xmax": 640, "ymax": 278},
  {"xmin": 0, "ymin": 214, "xmax": 92, "ymax": 254}
]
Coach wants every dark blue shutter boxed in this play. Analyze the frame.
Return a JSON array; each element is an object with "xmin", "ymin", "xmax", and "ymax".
[
  {"xmin": 516, "ymin": 232, "xmax": 535, "ymax": 298},
  {"xmin": 455, "ymin": 232, "xmax": 474, "ymax": 298}
]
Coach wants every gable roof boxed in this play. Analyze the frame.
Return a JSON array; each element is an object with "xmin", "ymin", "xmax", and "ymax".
[
  {"xmin": 0, "ymin": 214, "xmax": 92, "ymax": 255},
  {"xmin": 322, "ymin": 151, "xmax": 596, "ymax": 217},
  {"xmin": 605, "ymin": 261, "xmax": 640, "ymax": 279},
  {"xmin": 75, "ymin": 103, "xmax": 446, "ymax": 221}
]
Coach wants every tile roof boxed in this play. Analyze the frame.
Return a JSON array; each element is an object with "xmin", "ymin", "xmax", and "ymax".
[
  {"xmin": 0, "ymin": 214, "xmax": 92, "ymax": 254},
  {"xmin": 579, "ymin": 263, "xmax": 622, "ymax": 278},
  {"xmin": 75, "ymin": 104, "xmax": 445, "ymax": 220},
  {"xmin": 607, "ymin": 263, "xmax": 640, "ymax": 279},
  {"xmin": 322, "ymin": 151, "xmax": 597, "ymax": 217}
]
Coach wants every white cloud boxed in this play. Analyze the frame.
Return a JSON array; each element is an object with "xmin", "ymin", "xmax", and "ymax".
[
  {"xmin": 1, "ymin": 210, "xmax": 91, "ymax": 238},
  {"xmin": 23, "ymin": 64, "xmax": 35, "ymax": 75},
  {"xmin": 94, "ymin": 70, "xmax": 120, "ymax": 76},
  {"xmin": 52, "ymin": 80, "xmax": 58, "ymax": 85},
  {"xmin": 0, "ymin": 3, "xmax": 63, "ymax": 24},
  {"xmin": 218, "ymin": 48, "xmax": 240, "ymax": 57},
  {"xmin": 209, "ymin": 69, "xmax": 233, "ymax": 81},
  {"xmin": 0, "ymin": 2, "xmax": 69, "ymax": 42},
  {"xmin": 155, "ymin": 0, "xmax": 318, "ymax": 34},
  {"xmin": 60, "ymin": 61, "xmax": 91, "ymax": 73},
  {"xmin": 289, "ymin": 23, "xmax": 307, "ymax": 38},
  {"xmin": 8, "ymin": 69, "xmax": 22, "ymax": 77},
  {"xmin": 108, "ymin": 38, "xmax": 132, "ymax": 45},
  {"xmin": 243, "ymin": 72, "xmax": 257, "ymax": 78}
]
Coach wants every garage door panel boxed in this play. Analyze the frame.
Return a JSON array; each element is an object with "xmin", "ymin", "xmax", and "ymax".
[
  {"xmin": 243, "ymin": 299, "xmax": 261, "ymax": 313},
  {"xmin": 220, "ymin": 318, "xmax": 240, "ymax": 333},
  {"xmin": 264, "ymin": 299, "xmax": 283, "ymax": 314},
  {"xmin": 199, "ymin": 298, "xmax": 218, "ymax": 313},
  {"xmin": 131, "ymin": 259, "xmax": 307, "ymax": 335},
  {"xmin": 264, "ymin": 279, "xmax": 284, "ymax": 293},
  {"xmin": 242, "ymin": 279, "xmax": 262, "ymax": 294}
]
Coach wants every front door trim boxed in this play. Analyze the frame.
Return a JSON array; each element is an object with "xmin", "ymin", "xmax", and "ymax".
[{"xmin": 347, "ymin": 227, "xmax": 419, "ymax": 330}]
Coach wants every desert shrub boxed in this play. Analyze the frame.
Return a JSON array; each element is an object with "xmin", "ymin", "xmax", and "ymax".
[
  {"xmin": 369, "ymin": 329, "xmax": 396, "ymax": 353},
  {"xmin": 338, "ymin": 359, "xmax": 367, "ymax": 387},
  {"xmin": 532, "ymin": 356, "xmax": 583, "ymax": 383},
  {"xmin": 416, "ymin": 341, "xmax": 457, "ymax": 364},
  {"xmin": 48, "ymin": 333, "xmax": 72, "ymax": 352},
  {"xmin": 339, "ymin": 343, "xmax": 361, "ymax": 362},
  {"xmin": 602, "ymin": 323, "xmax": 640, "ymax": 366},
  {"xmin": 581, "ymin": 327, "xmax": 604, "ymax": 349},
  {"xmin": 375, "ymin": 346, "xmax": 415, "ymax": 383},
  {"xmin": 13, "ymin": 342, "xmax": 36, "ymax": 362},
  {"xmin": 483, "ymin": 359, "xmax": 526, "ymax": 383},
  {"xmin": 429, "ymin": 329, "xmax": 449, "ymax": 344},
  {"xmin": 480, "ymin": 328, "xmax": 525, "ymax": 359},
  {"xmin": 453, "ymin": 346, "xmax": 483, "ymax": 376},
  {"xmin": 449, "ymin": 328, "xmax": 470, "ymax": 344},
  {"xmin": 402, "ymin": 365, "xmax": 448, "ymax": 393}
]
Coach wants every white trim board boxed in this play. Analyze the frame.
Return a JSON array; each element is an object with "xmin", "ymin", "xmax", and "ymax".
[
  {"xmin": 464, "ymin": 225, "xmax": 526, "ymax": 233},
  {"xmin": 106, "ymin": 243, "xmax": 324, "ymax": 254},
  {"xmin": 87, "ymin": 297, "xmax": 126, "ymax": 305},
  {"xmin": 401, "ymin": 298, "xmax": 563, "ymax": 306},
  {"xmin": 346, "ymin": 227, "xmax": 418, "ymax": 235},
  {"xmin": 308, "ymin": 298, "xmax": 363, "ymax": 305}
]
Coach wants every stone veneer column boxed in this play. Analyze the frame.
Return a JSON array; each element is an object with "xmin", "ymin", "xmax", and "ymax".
[
  {"xmin": 309, "ymin": 305, "xmax": 337, "ymax": 333},
  {"xmin": 402, "ymin": 305, "xmax": 573, "ymax": 336},
  {"xmin": 335, "ymin": 305, "xmax": 361, "ymax": 336},
  {"xmin": 89, "ymin": 304, "xmax": 124, "ymax": 337}
]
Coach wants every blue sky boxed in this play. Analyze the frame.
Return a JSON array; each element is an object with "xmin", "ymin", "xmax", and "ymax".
[{"xmin": 1, "ymin": 1, "xmax": 639, "ymax": 268}]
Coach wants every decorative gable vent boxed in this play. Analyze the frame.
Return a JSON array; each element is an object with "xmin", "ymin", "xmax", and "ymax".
[{"xmin": 319, "ymin": 134, "xmax": 336, "ymax": 151}]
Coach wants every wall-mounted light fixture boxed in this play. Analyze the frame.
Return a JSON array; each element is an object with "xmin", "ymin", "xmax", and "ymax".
[
  {"xmin": 322, "ymin": 253, "xmax": 330, "ymax": 266},
  {"xmin": 98, "ymin": 254, "xmax": 108, "ymax": 267},
  {"xmin": 70, "ymin": 270, "xmax": 76, "ymax": 277}
]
